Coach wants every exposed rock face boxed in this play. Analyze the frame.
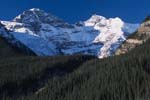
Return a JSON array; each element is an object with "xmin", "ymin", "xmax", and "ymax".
[
  {"xmin": 115, "ymin": 18, "xmax": 150, "ymax": 55},
  {"xmin": 0, "ymin": 8, "xmax": 139, "ymax": 58}
]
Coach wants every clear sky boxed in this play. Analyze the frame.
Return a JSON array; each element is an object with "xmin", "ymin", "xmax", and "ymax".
[{"xmin": 0, "ymin": 0, "xmax": 149, "ymax": 24}]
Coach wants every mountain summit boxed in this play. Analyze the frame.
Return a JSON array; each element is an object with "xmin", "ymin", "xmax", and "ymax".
[
  {"xmin": 14, "ymin": 8, "xmax": 63, "ymax": 24},
  {"xmin": 84, "ymin": 15, "xmax": 139, "ymax": 58},
  {"xmin": 0, "ymin": 8, "xmax": 139, "ymax": 58}
]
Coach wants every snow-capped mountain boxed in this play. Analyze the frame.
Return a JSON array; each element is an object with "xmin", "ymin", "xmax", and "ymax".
[
  {"xmin": 84, "ymin": 15, "xmax": 139, "ymax": 58},
  {"xmin": 0, "ymin": 8, "xmax": 139, "ymax": 58},
  {"xmin": 0, "ymin": 21, "xmax": 58, "ymax": 56},
  {"xmin": 0, "ymin": 22, "xmax": 36, "ymax": 55}
]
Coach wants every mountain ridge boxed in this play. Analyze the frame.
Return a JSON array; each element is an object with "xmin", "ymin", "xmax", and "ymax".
[
  {"xmin": 115, "ymin": 16, "xmax": 150, "ymax": 55},
  {"xmin": 0, "ymin": 8, "xmax": 139, "ymax": 58}
]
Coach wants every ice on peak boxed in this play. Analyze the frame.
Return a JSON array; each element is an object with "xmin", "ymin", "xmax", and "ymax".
[
  {"xmin": 109, "ymin": 17, "xmax": 124, "ymax": 28},
  {"xmin": 1, "ymin": 9, "xmax": 140, "ymax": 59},
  {"xmin": 90, "ymin": 14, "xmax": 106, "ymax": 20},
  {"xmin": 13, "ymin": 8, "xmax": 64, "ymax": 26},
  {"xmin": 29, "ymin": 8, "xmax": 41, "ymax": 12},
  {"xmin": 109, "ymin": 17, "xmax": 122, "ymax": 21},
  {"xmin": 84, "ymin": 14, "xmax": 106, "ymax": 26}
]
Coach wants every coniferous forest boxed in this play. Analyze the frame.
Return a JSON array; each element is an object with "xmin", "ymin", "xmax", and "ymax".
[
  {"xmin": 0, "ymin": 32, "xmax": 150, "ymax": 100},
  {"xmin": 0, "ymin": 0, "xmax": 150, "ymax": 99}
]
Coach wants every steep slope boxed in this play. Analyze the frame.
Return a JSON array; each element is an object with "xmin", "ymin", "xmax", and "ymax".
[
  {"xmin": 115, "ymin": 17, "xmax": 150, "ymax": 55},
  {"xmin": 0, "ymin": 23, "xmax": 35, "ymax": 57},
  {"xmin": 84, "ymin": 15, "xmax": 139, "ymax": 58},
  {"xmin": 0, "ymin": 21, "xmax": 58, "ymax": 56},
  {"xmin": 1, "ymin": 8, "xmax": 139, "ymax": 58},
  {"xmin": 0, "ymin": 37, "xmax": 26, "ymax": 57},
  {"xmin": 2, "ymin": 36, "xmax": 150, "ymax": 100},
  {"xmin": 31, "ymin": 39, "xmax": 150, "ymax": 100},
  {"xmin": 0, "ymin": 55, "xmax": 95, "ymax": 98}
]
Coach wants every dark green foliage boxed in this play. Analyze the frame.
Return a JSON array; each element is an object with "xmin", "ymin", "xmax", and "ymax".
[
  {"xmin": 19, "ymin": 40, "xmax": 150, "ymax": 100},
  {"xmin": 0, "ymin": 37, "xmax": 27, "ymax": 57},
  {"xmin": 0, "ymin": 55, "xmax": 94, "ymax": 99},
  {"xmin": 1, "ymin": 39, "xmax": 150, "ymax": 100}
]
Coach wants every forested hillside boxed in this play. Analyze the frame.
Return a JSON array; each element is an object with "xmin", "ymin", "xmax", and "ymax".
[
  {"xmin": 0, "ymin": 15, "xmax": 150, "ymax": 100},
  {"xmin": 1, "ymin": 39, "xmax": 150, "ymax": 100},
  {"xmin": 0, "ymin": 55, "xmax": 95, "ymax": 99},
  {"xmin": 24, "ymin": 39, "xmax": 150, "ymax": 100}
]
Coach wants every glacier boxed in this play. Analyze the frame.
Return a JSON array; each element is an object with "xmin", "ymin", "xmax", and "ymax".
[{"xmin": 0, "ymin": 8, "xmax": 139, "ymax": 58}]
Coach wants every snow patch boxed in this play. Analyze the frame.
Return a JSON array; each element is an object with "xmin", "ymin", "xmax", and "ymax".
[{"xmin": 0, "ymin": 9, "xmax": 140, "ymax": 58}]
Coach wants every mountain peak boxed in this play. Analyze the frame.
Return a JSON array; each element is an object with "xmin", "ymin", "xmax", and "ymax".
[
  {"xmin": 110, "ymin": 17, "xmax": 122, "ymax": 22},
  {"xmin": 1, "ymin": 9, "xmax": 139, "ymax": 59},
  {"xmin": 90, "ymin": 14, "xmax": 106, "ymax": 20},
  {"xmin": 84, "ymin": 14, "xmax": 124, "ymax": 28},
  {"xmin": 29, "ymin": 8, "xmax": 41, "ymax": 12},
  {"xmin": 84, "ymin": 14, "xmax": 106, "ymax": 26},
  {"xmin": 13, "ymin": 8, "xmax": 63, "ymax": 25}
]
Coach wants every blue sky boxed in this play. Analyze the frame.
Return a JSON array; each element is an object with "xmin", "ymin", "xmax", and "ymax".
[{"xmin": 0, "ymin": 0, "xmax": 149, "ymax": 23}]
